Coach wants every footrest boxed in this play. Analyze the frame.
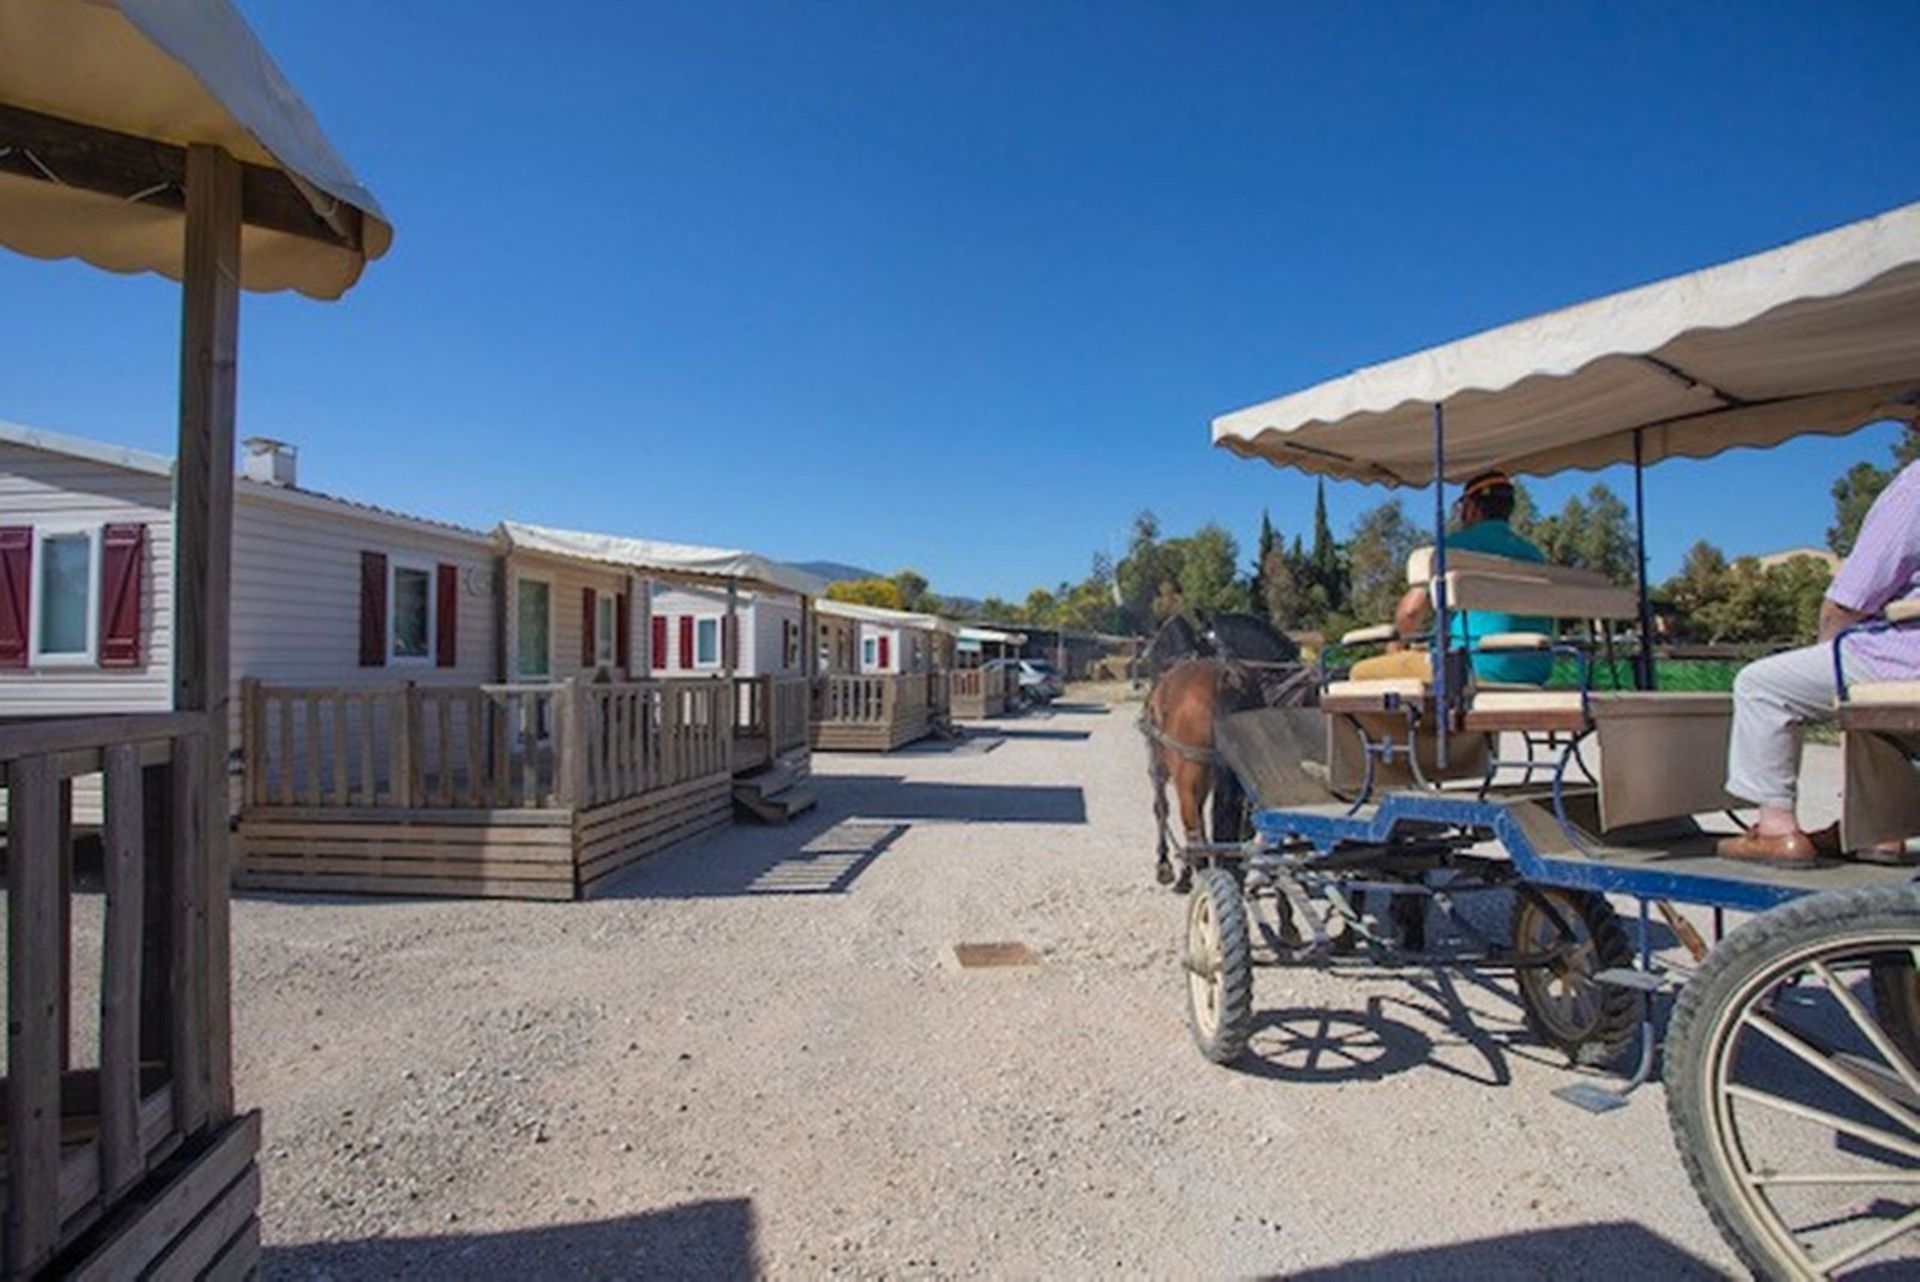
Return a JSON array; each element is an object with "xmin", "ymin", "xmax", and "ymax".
[
  {"xmin": 1552, "ymin": 1081, "xmax": 1632, "ymax": 1115},
  {"xmin": 1593, "ymin": 967, "xmax": 1671, "ymax": 993}
]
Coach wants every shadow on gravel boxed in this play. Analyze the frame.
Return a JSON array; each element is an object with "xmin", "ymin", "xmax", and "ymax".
[
  {"xmin": 263, "ymin": 1197, "xmax": 756, "ymax": 1279},
  {"xmin": 983, "ymin": 726, "xmax": 1092, "ymax": 742},
  {"xmin": 832, "ymin": 779, "xmax": 1087, "ymax": 824},
  {"xmin": 1277, "ymin": 1221, "xmax": 1721, "ymax": 1279}
]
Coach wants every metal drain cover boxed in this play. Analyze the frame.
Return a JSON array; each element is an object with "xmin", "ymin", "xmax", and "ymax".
[{"xmin": 954, "ymin": 942, "xmax": 1040, "ymax": 968}]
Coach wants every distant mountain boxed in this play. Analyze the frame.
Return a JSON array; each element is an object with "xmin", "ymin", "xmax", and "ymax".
[{"xmin": 786, "ymin": 560, "xmax": 881, "ymax": 584}]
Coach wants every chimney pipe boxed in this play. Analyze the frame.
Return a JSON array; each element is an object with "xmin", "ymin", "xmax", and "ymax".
[{"xmin": 241, "ymin": 437, "xmax": 297, "ymax": 488}]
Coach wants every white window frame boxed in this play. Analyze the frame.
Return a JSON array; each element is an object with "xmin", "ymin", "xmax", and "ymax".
[
  {"xmin": 595, "ymin": 593, "xmax": 617, "ymax": 666},
  {"xmin": 514, "ymin": 574, "xmax": 553, "ymax": 680},
  {"xmin": 388, "ymin": 557, "xmax": 438, "ymax": 667},
  {"xmin": 27, "ymin": 524, "xmax": 101, "ymax": 668},
  {"xmin": 694, "ymin": 616, "xmax": 720, "ymax": 668},
  {"xmin": 861, "ymin": 635, "xmax": 878, "ymax": 670}
]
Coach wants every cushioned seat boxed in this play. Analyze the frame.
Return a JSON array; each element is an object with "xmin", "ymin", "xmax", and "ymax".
[
  {"xmin": 1851, "ymin": 681, "xmax": 1920, "ymax": 706},
  {"xmin": 1322, "ymin": 677, "xmax": 1428, "ymax": 711},
  {"xmin": 1464, "ymin": 688, "xmax": 1587, "ymax": 733}
]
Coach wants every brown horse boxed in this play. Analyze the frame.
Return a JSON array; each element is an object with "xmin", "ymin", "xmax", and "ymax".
[
  {"xmin": 1144, "ymin": 658, "xmax": 1246, "ymax": 891},
  {"xmin": 1141, "ymin": 612, "xmax": 1317, "ymax": 890}
]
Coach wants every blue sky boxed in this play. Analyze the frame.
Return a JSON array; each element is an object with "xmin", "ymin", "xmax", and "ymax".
[{"xmin": 4, "ymin": 2, "xmax": 1915, "ymax": 599}]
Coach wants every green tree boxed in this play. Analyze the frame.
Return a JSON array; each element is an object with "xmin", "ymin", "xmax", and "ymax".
[
  {"xmin": 1250, "ymin": 510, "xmax": 1278, "ymax": 622},
  {"xmin": 979, "ymin": 595, "xmax": 1017, "ymax": 622},
  {"xmin": 827, "ymin": 578, "xmax": 904, "ymax": 609},
  {"xmin": 1345, "ymin": 499, "xmax": 1421, "ymax": 626},
  {"xmin": 1307, "ymin": 479, "xmax": 1344, "ymax": 611},
  {"xmin": 1173, "ymin": 523, "xmax": 1249, "ymax": 614},
  {"xmin": 1115, "ymin": 510, "xmax": 1183, "ymax": 635},
  {"xmin": 890, "ymin": 569, "xmax": 931, "ymax": 612},
  {"xmin": 1258, "ymin": 546, "xmax": 1304, "ymax": 629}
]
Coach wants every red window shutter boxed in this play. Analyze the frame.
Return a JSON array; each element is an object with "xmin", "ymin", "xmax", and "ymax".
[
  {"xmin": 678, "ymin": 615, "xmax": 694, "ymax": 670},
  {"xmin": 359, "ymin": 551, "xmax": 388, "ymax": 667},
  {"xmin": 651, "ymin": 616, "xmax": 667, "ymax": 671},
  {"xmin": 0, "ymin": 526, "xmax": 30, "ymax": 669},
  {"xmin": 878, "ymin": 635, "xmax": 891, "ymax": 669},
  {"xmin": 98, "ymin": 523, "xmax": 146, "ymax": 669},
  {"xmin": 581, "ymin": 587, "xmax": 596, "ymax": 667},
  {"xmin": 616, "ymin": 593, "xmax": 631, "ymax": 672},
  {"xmin": 436, "ymin": 564, "xmax": 459, "ymax": 668}
]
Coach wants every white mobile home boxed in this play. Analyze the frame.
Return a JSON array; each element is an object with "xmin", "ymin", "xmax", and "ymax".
[{"xmin": 811, "ymin": 599, "xmax": 960, "ymax": 750}]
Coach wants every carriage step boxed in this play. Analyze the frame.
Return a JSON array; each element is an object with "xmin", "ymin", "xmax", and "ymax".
[
  {"xmin": 1593, "ymin": 967, "xmax": 1671, "ymax": 993},
  {"xmin": 1552, "ymin": 1082, "xmax": 1632, "ymax": 1115}
]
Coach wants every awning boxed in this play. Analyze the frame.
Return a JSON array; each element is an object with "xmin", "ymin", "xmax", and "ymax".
[
  {"xmin": 498, "ymin": 522, "xmax": 828, "ymax": 598},
  {"xmin": 817, "ymin": 598, "xmax": 961, "ymax": 636},
  {"xmin": 1213, "ymin": 202, "xmax": 1920, "ymax": 486},
  {"xmin": 960, "ymin": 626, "xmax": 1026, "ymax": 647},
  {"xmin": 0, "ymin": 0, "xmax": 391, "ymax": 299}
]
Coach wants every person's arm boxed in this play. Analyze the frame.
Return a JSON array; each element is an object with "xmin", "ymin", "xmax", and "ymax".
[
  {"xmin": 1818, "ymin": 598, "xmax": 1873, "ymax": 643},
  {"xmin": 1825, "ymin": 464, "xmax": 1920, "ymax": 640},
  {"xmin": 1385, "ymin": 586, "xmax": 1430, "ymax": 653}
]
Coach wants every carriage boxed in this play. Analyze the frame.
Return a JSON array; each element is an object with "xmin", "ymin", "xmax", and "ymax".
[{"xmin": 1180, "ymin": 201, "xmax": 1920, "ymax": 1278}]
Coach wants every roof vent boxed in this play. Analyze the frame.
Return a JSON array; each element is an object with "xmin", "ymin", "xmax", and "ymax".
[{"xmin": 241, "ymin": 437, "xmax": 297, "ymax": 488}]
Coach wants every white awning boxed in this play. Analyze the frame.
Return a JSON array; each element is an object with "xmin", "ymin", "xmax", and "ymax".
[
  {"xmin": 1213, "ymin": 202, "xmax": 1920, "ymax": 486},
  {"xmin": 960, "ymin": 626, "xmax": 1025, "ymax": 646},
  {"xmin": 498, "ymin": 522, "xmax": 827, "ymax": 598},
  {"xmin": 817, "ymin": 598, "xmax": 960, "ymax": 636},
  {"xmin": 0, "ymin": 0, "xmax": 391, "ymax": 298}
]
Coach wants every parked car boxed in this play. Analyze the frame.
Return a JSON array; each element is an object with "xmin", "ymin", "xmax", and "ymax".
[{"xmin": 989, "ymin": 658, "xmax": 1065, "ymax": 704}]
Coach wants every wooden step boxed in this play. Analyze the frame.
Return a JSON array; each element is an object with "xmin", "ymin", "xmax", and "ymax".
[
  {"xmin": 734, "ymin": 782, "xmax": 817, "ymax": 824},
  {"xmin": 735, "ymin": 762, "xmax": 800, "ymax": 802}
]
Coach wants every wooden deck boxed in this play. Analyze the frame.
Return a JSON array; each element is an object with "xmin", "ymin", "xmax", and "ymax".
[
  {"xmin": 949, "ymin": 667, "xmax": 1011, "ymax": 719},
  {"xmin": 235, "ymin": 679, "xmax": 738, "ymax": 900},
  {"xmin": 0, "ymin": 713, "xmax": 260, "ymax": 1278},
  {"xmin": 811, "ymin": 673, "xmax": 946, "ymax": 752},
  {"xmin": 731, "ymin": 675, "xmax": 812, "ymax": 775}
]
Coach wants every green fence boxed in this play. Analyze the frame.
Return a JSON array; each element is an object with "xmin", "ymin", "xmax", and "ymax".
[{"xmin": 1548, "ymin": 656, "xmax": 1744, "ymax": 693}]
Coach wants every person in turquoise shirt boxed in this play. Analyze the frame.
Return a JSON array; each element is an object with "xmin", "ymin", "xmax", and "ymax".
[
  {"xmin": 1351, "ymin": 470, "xmax": 1554, "ymax": 686},
  {"xmin": 1442, "ymin": 471, "xmax": 1554, "ymax": 684}
]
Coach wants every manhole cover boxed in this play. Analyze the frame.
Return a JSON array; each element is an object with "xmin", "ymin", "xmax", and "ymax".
[{"xmin": 953, "ymin": 942, "xmax": 1039, "ymax": 968}]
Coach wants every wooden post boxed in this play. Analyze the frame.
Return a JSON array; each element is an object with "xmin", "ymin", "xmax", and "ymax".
[
  {"xmin": 100, "ymin": 742, "xmax": 146, "ymax": 1199},
  {"xmin": 562, "ymin": 677, "xmax": 588, "ymax": 808},
  {"xmin": 637, "ymin": 577, "xmax": 653, "ymax": 676},
  {"xmin": 391, "ymin": 684, "xmax": 415, "ymax": 808},
  {"xmin": 7, "ymin": 755, "xmax": 62, "ymax": 1275},
  {"xmin": 174, "ymin": 143, "xmax": 241, "ymax": 1125}
]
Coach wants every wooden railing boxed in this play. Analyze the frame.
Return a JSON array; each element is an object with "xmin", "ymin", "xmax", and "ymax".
[
  {"xmin": 773, "ymin": 676, "xmax": 811, "ymax": 752},
  {"xmin": 0, "ymin": 713, "xmax": 213, "ymax": 1274},
  {"xmin": 243, "ymin": 679, "xmax": 737, "ymax": 815},
  {"xmin": 815, "ymin": 673, "xmax": 933, "ymax": 726},
  {"xmin": 574, "ymin": 680, "xmax": 731, "ymax": 809},
  {"xmin": 927, "ymin": 670, "xmax": 951, "ymax": 714}
]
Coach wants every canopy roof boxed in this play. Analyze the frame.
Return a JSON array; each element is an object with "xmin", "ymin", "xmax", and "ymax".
[
  {"xmin": 498, "ymin": 522, "xmax": 827, "ymax": 598},
  {"xmin": 817, "ymin": 598, "xmax": 960, "ymax": 636},
  {"xmin": 1213, "ymin": 202, "xmax": 1920, "ymax": 486},
  {"xmin": 0, "ymin": 0, "xmax": 391, "ymax": 298},
  {"xmin": 959, "ymin": 626, "xmax": 1026, "ymax": 647}
]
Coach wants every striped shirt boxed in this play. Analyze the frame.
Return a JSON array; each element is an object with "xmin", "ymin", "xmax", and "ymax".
[{"xmin": 1831, "ymin": 458, "xmax": 1920, "ymax": 679}]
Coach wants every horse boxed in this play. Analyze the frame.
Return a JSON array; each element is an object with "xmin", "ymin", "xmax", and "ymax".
[{"xmin": 1141, "ymin": 611, "xmax": 1314, "ymax": 890}]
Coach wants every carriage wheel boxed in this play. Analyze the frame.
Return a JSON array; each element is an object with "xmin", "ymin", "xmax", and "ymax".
[
  {"xmin": 1184, "ymin": 867, "xmax": 1253, "ymax": 1063},
  {"xmin": 1666, "ymin": 885, "xmax": 1920, "ymax": 1279},
  {"xmin": 1511, "ymin": 888, "xmax": 1638, "ymax": 1067}
]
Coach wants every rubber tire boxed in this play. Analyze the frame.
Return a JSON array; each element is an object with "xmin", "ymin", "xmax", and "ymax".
[
  {"xmin": 1511, "ymin": 888, "xmax": 1640, "ymax": 1068},
  {"xmin": 1185, "ymin": 867, "xmax": 1254, "ymax": 1064},
  {"xmin": 1665, "ymin": 884, "xmax": 1920, "ymax": 1281},
  {"xmin": 1871, "ymin": 953, "xmax": 1920, "ymax": 1067}
]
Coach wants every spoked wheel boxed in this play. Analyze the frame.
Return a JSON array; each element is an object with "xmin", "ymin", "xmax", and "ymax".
[
  {"xmin": 1666, "ymin": 885, "xmax": 1920, "ymax": 1279},
  {"xmin": 1511, "ymin": 888, "xmax": 1639, "ymax": 1067},
  {"xmin": 1184, "ymin": 867, "xmax": 1253, "ymax": 1063}
]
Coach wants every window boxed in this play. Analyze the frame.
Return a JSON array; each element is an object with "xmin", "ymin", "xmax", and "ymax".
[
  {"xmin": 695, "ymin": 617, "xmax": 720, "ymax": 666},
  {"xmin": 596, "ymin": 593, "xmax": 616, "ymax": 665},
  {"xmin": 861, "ymin": 636, "xmax": 877, "ymax": 669},
  {"xmin": 783, "ymin": 619, "xmax": 800, "ymax": 669},
  {"xmin": 391, "ymin": 564, "xmax": 433, "ymax": 661},
  {"xmin": 30, "ymin": 528, "xmax": 98, "ymax": 665},
  {"xmin": 516, "ymin": 577, "xmax": 551, "ymax": 678}
]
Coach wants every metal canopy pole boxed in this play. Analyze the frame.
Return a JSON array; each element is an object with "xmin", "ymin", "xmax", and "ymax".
[
  {"xmin": 1431, "ymin": 403, "xmax": 1450, "ymax": 770},
  {"xmin": 1632, "ymin": 429, "xmax": 1656, "ymax": 692}
]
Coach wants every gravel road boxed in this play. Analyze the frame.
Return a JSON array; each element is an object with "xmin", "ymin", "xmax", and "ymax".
[{"xmin": 218, "ymin": 692, "xmax": 1852, "ymax": 1278}]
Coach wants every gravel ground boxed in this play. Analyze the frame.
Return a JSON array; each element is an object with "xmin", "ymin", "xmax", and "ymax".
[{"xmin": 210, "ymin": 692, "xmax": 1854, "ymax": 1280}]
